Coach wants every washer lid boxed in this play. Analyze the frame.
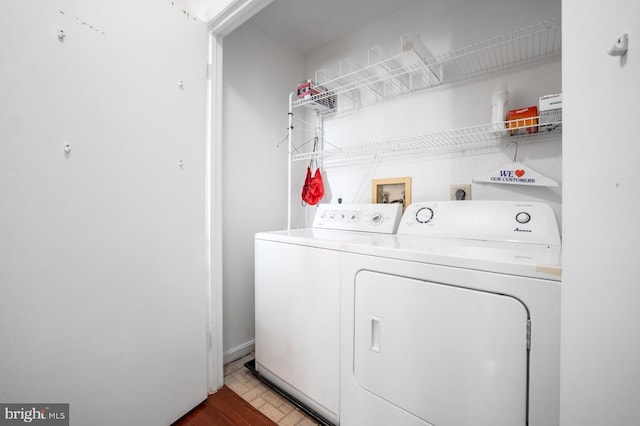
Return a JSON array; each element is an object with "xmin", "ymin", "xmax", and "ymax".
[
  {"xmin": 343, "ymin": 234, "xmax": 562, "ymax": 281},
  {"xmin": 255, "ymin": 228, "xmax": 385, "ymax": 250}
]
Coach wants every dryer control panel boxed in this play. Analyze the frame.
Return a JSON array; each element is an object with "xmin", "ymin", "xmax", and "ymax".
[
  {"xmin": 398, "ymin": 201, "xmax": 561, "ymax": 245},
  {"xmin": 312, "ymin": 203, "xmax": 403, "ymax": 234}
]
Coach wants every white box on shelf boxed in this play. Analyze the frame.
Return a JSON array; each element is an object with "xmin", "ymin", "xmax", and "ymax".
[
  {"xmin": 539, "ymin": 93, "xmax": 562, "ymax": 131},
  {"xmin": 539, "ymin": 93, "xmax": 562, "ymax": 112}
]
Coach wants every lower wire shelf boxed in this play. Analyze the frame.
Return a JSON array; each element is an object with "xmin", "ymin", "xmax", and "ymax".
[{"xmin": 292, "ymin": 113, "xmax": 562, "ymax": 166}]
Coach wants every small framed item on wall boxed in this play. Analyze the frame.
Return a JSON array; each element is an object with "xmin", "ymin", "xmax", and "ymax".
[{"xmin": 372, "ymin": 177, "xmax": 412, "ymax": 211}]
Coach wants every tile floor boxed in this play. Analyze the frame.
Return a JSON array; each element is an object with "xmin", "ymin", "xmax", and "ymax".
[{"xmin": 223, "ymin": 353, "xmax": 320, "ymax": 426}]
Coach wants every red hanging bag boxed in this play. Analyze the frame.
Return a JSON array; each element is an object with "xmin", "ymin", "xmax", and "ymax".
[
  {"xmin": 301, "ymin": 136, "xmax": 324, "ymax": 206},
  {"xmin": 302, "ymin": 166, "xmax": 324, "ymax": 205}
]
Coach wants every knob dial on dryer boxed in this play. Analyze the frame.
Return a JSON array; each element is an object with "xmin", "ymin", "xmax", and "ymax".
[
  {"xmin": 370, "ymin": 213, "xmax": 383, "ymax": 224},
  {"xmin": 516, "ymin": 212, "xmax": 531, "ymax": 224},
  {"xmin": 415, "ymin": 207, "xmax": 434, "ymax": 224}
]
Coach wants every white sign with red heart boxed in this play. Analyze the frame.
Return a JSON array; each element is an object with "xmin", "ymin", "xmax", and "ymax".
[{"xmin": 473, "ymin": 161, "xmax": 559, "ymax": 187}]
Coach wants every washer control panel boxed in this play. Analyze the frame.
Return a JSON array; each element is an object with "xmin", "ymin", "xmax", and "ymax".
[
  {"xmin": 312, "ymin": 203, "xmax": 403, "ymax": 234},
  {"xmin": 398, "ymin": 201, "xmax": 561, "ymax": 245}
]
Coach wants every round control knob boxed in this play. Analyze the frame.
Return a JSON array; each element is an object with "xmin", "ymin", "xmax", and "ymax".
[
  {"xmin": 415, "ymin": 207, "xmax": 434, "ymax": 224},
  {"xmin": 516, "ymin": 211, "xmax": 531, "ymax": 224},
  {"xmin": 371, "ymin": 213, "xmax": 383, "ymax": 224}
]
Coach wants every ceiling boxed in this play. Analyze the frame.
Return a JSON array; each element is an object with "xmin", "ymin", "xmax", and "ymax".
[{"xmin": 247, "ymin": 0, "xmax": 417, "ymax": 53}]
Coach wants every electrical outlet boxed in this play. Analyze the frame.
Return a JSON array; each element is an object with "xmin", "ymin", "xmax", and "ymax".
[{"xmin": 450, "ymin": 184, "xmax": 472, "ymax": 200}]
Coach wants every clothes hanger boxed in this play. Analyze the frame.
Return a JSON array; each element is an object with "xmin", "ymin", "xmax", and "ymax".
[{"xmin": 472, "ymin": 141, "xmax": 559, "ymax": 187}]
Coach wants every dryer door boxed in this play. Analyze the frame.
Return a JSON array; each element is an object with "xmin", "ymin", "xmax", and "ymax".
[{"xmin": 353, "ymin": 270, "xmax": 529, "ymax": 426}]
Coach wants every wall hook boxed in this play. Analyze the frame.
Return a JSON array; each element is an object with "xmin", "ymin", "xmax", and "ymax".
[
  {"xmin": 63, "ymin": 143, "xmax": 71, "ymax": 154},
  {"xmin": 57, "ymin": 29, "xmax": 66, "ymax": 41},
  {"xmin": 607, "ymin": 33, "xmax": 628, "ymax": 56}
]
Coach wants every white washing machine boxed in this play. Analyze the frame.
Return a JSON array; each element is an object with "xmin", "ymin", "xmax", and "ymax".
[
  {"xmin": 340, "ymin": 201, "xmax": 562, "ymax": 426},
  {"xmin": 254, "ymin": 203, "xmax": 403, "ymax": 425}
]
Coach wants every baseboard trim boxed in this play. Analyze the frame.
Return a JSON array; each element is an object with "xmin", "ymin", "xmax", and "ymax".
[{"xmin": 223, "ymin": 339, "xmax": 255, "ymax": 365}]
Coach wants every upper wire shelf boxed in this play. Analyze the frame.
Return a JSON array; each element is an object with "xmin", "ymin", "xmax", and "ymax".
[
  {"xmin": 292, "ymin": 111, "xmax": 562, "ymax": 165},
  {"xmin": 293, "ymin": 17, "xmax": 561, "ymax": 116}
]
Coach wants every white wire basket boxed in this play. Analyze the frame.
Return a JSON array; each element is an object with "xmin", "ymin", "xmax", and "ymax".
[{"xmin": 293, "ymin": 17, "xmax": 561, "ymax": 116}]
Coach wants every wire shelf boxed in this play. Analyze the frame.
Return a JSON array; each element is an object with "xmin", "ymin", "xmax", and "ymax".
[
  {"xmin": 292, "ymin": 112, "xmax": 562, "ymax": 165},
  {"xmin": 293, "ymin": 17, "xmax": 561, "ymax": 116}
]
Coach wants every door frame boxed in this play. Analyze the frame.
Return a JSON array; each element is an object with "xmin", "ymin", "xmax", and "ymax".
[{"xmin": 206, "ymin": 0, "xmax": 274, "ymax": 393}]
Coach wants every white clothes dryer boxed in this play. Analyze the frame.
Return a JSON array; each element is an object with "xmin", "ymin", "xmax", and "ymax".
[
  {"xmin": 340, "ymin": 201, "xmax": 562, "ymax": 426},
  {"xmin": 254, "ymin": 203, "xmax": 402, "ymax": 425}
]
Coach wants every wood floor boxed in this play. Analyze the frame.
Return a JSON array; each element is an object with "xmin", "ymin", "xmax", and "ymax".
[{"xmin": 172, "ymin": 386, "xmax": 277, "ymax": 426}]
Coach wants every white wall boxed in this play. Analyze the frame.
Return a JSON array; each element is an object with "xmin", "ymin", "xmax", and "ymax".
[
  {"xmin": 221, "ymin": 22, "xmax": 303, "ymax": 362},
  {"xmin": 296, "ymin": 0, "xmax": 562, "ymax": 227},
  {"xmin": 0, "ymin": 1, "xmax": 209, "ymax": 424},
  {"xmin": 561, "ymin": 0, "xmax": 640, "ymax": 424}
]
